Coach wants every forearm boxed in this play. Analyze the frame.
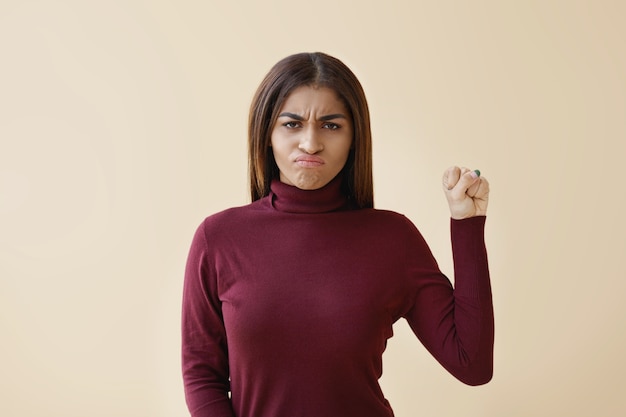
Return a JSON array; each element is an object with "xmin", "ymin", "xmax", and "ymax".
[
  {"xmin": 183, "ymin": 380, "xmax": 234, "ymax": 417},
  {"xmin": 182, "ymin": 341, "xmax": 234, "ymax": 416},
  {"xmin": 448, "ymin": 215, "xmax": 494, "ymax": 384}
]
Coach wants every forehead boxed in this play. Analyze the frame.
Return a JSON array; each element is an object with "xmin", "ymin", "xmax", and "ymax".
[{"xmin": 279, "ymin": 85, "xmax": 347, "ymax": 112}]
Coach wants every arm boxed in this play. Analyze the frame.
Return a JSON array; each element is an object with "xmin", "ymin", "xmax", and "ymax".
[
  {"xmin": 182, "ymin": 222, "xmax": 235, "ymax": 417},
  {"xmin": 404, "ymin": 216, "xmax": 494, "ymax": 385},
  {"xmin": 404, "ymin": 167, "xmax": 494, "ymax": 385}
]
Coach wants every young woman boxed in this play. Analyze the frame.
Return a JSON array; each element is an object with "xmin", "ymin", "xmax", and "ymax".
[{"xmin": 182, "ymin": 52, "xmax": 493, "ymax": 417}]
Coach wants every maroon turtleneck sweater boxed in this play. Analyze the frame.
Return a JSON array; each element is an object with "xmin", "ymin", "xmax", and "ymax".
[{"xmin": 182, "ymin": 176, "xmax": 494, "ymax": 417}]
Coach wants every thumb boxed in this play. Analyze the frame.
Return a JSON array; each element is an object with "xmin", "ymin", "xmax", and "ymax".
[{"xmin": 452, "ymin": 169, "xmax": 480, "ymax": 196}]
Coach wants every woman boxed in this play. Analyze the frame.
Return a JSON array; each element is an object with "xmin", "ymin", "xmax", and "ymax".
[{"xmin": 182, "ymin": 52, "xmax": 493, "ymax": 417}]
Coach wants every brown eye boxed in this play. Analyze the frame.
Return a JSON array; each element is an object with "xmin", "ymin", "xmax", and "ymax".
[{"xmin": 322, "ymin": 122, "xmax": 340, "ymax": 130}]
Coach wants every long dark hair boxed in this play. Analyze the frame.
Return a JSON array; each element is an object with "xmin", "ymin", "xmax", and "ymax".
[{"xmin": 248, "ymin": 52, "xmax": 374, "ymax": 208}]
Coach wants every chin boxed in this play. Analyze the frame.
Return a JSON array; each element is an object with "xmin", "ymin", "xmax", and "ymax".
[
  {"xmin": 284, "ymin": 172, "xmax": 327, "ymax": 190},
  {"xmin": 294, "ymin": 181, "xmax": 324, "ymax": 190}
]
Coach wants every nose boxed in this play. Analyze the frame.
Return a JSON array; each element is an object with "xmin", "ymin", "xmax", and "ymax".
[{"xmin": 298, "ymin": 128, "xmax": 324, "ymax": 154}]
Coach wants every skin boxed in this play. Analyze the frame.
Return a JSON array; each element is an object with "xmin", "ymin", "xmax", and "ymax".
[
  {"xmin": 270, "ymin": 85, "xmax": 490, "ymax": 218},
  {"xmin": 443, "ymin": 166, "xmax": 490, "ymax": 219},
  {"xmin": 270, "ymin": 85, "xmax": 353, "ymax": 191}
]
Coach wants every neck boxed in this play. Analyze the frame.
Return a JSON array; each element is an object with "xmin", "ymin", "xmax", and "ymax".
[{"xmin": 269, "ymin": 175, "xmax": 353, "ymax": 213}]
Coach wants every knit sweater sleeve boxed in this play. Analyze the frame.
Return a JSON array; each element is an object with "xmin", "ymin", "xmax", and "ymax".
[
  {"xmin": 403, "ymin": 215, "xmax": 494, "ymax": 386},
  {"xmin": 181, "ymin": 221, "xmax": 235, "ymax": 417}
]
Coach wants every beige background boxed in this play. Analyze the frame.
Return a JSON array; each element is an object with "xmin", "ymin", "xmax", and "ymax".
[{"xmin": 1, "ymin": 0, "xmax": 625, "ymax": 416}]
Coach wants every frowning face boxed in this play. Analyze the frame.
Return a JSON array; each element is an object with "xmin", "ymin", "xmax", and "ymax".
[{"xmin": 270, "ymin": 85, "xmax": 353, "ymax": 190}]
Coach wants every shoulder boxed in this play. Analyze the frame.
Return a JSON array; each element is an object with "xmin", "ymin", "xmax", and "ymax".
[
  {"xmin": 352, "ymin": 207, "xmax": 424, "ymax": 239},
  {"xmin": 348, "ymin": 208, "xmax": 434, "ymax": 264},
  {"xmin": 196, "ymin": 198, "xmax": 267, "ymax": 238},
  {"xmin": 360, "ymin": 207, "xmax": 418, "ymax": 228}
]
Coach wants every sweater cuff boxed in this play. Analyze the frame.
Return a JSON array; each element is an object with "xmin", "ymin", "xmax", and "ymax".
[
  {"xmin": 450, "ymin": 215, "xmax": 487, "ymax": 254},
  {"xmin": 450, "ymin": 215, "xmax": 489, "ymax": 298},
  {"xmin": 451, "ymin": 215, "xmax": 486, "ymax": 235}
]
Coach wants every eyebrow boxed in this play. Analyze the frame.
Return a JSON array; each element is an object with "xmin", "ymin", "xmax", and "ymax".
[{"xmin": 277, "ymin": 112, "xmax": 348, "ymax": 121}]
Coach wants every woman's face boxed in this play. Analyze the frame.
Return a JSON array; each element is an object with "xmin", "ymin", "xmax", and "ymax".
[{"xmin": 270, "ymin": 85, "xmax": 353, "ymax": 190}]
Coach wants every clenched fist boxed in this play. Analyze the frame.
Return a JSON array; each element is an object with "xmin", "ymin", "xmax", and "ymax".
[{"xmin": 443, "ymin": 166, "xmax": 490, "ymax": 219}]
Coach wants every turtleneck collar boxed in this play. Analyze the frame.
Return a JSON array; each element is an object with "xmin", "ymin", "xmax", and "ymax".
[{"xmin": 269, "ymin": 175, "xmax": 354, "ymax": 214}]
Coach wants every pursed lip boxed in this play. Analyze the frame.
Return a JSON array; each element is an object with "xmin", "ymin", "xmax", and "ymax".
[{"xmin": 295, "ymin": 155, "xmax": 325, "ymax": 167}]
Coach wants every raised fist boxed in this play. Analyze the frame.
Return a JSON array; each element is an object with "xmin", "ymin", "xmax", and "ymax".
[{"xmin": 442, "ymin": 166, "xmax": 490, "ymax": 219}]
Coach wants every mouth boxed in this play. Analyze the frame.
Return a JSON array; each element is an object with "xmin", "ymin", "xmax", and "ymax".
[{"xmin": 295, "ymin": 155, "xmax": 324, "ymax": 167}]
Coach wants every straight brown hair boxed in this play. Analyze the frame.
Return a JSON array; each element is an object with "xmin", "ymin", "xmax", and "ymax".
[{"xmin": 248, "ymin": 52, "xmax": 374, "ymax": 208}]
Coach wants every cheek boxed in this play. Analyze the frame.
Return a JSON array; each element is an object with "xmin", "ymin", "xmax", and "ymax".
[
  {"xmin": 270, "ymin": 139, "xmax": 291, "ymax": 164},
  {"xmin": 335, "ymin": 136, "xmax": 353, "ymax": 160},
  {"xmin": 269, "ymin": 132, "xmax": 281, "ymax": 153}
]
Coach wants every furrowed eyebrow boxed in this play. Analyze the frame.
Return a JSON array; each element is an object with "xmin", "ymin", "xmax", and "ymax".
[
  {"xmin": 277, "ymin": 112, "xmax": 347, "ymax": 121},
  {"xmin": 277, "ymin": 112, "xmax": 304, "ymax": 120},
  {"xmin": 319, "ymin": 114, "xmax": 347, "ymax": 121}
]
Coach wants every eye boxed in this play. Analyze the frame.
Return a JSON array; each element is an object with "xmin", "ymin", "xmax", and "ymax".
[
  {"xmin": 283, "ymin": 121, "xmax": 301, "ymax": 128},
  {"xmin": 322, "ymin": 122, "xmax": 340, "ymax": 130}
]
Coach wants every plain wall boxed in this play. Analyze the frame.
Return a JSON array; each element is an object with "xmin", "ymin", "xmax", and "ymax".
[{"xmin": 1, "ymin": 1, "xmax": 625, "ymax": 416}]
